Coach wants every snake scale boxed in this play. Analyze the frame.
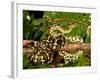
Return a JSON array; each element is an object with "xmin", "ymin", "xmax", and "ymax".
[{"xmin": 24, "ymin": 23, "xmax": 84, "ymax": 65}]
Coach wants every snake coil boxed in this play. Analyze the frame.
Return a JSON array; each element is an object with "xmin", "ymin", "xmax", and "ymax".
[{"xmin": 25, "ymin": 24, "xmax": 83, "ymax": 65}]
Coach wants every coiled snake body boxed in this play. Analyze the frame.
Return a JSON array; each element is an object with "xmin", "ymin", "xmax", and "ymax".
[{"xmin": 24, "ymin": 24, "xmax": 84, "ymax": 65}]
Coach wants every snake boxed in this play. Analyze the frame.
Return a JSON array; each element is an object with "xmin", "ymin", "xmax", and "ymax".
[
  {"xmin": 49, "ymin": 24, "xmax": 83, "ymax": 64},
  {"xmin": 25, "ymin": 23, "xmax": 84, "ymax": 65}
]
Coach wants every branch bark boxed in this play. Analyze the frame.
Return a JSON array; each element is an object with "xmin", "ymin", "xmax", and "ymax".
[
  {"xmin": 23, "ymin": 40, "xmax": 33, "ymax": 48},
  {"xmin": 60, "ymin": 43, "xmax": 90, "ymax": 51},
  {"xmin": 23, "ymin": 40, "xmax": 91, "ymax": 53}
]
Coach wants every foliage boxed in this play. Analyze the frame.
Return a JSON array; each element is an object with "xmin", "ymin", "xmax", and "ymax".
[{"xmin": 23, "ymin": 10, "xmax": 91, "ymax": 69}]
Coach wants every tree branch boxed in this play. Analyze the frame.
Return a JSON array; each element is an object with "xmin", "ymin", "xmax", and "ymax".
[
  {"xmin": 60, "ymin": 43, "xmax": 90, "ymax": 51},
  {"xmin": 23, "ymin": 40, "xmax": 33, "ymax": 48},
  {"xmin": 23, "ymin": 40, "xmax": 90, "ymax": 54}
]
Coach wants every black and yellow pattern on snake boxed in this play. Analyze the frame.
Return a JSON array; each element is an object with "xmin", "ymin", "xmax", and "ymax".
[{"xmin": 24, "ymin": 24, "xmax": 84, "ymax": 66}]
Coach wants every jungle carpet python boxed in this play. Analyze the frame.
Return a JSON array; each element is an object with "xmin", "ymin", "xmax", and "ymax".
[{"xmin": 24, "ymin": 24, "xmax": 84, "ymax": 66}]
